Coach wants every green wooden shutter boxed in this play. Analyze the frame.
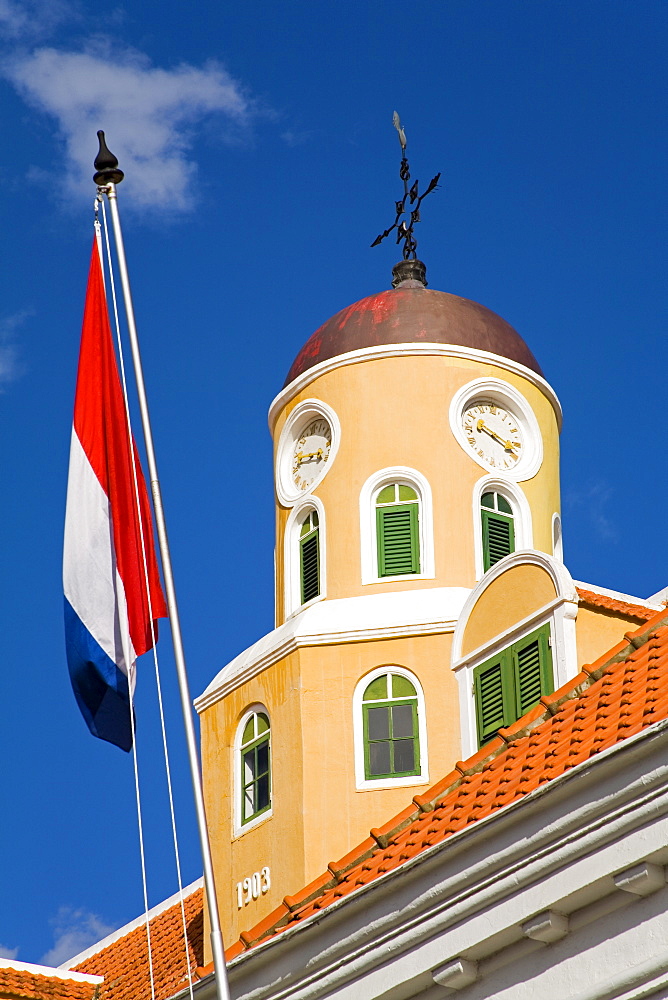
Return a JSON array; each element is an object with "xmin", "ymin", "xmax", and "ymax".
[
  {"xmin": 512, "ymin": 624, "xmax": 553, "ymax": 717},
  {"xmin": 482, "ymin": 510, "xmax": 515, "ymax": 571},
  {"xmin": 300, "ymin": 530, "xmax": 319, "ymax": 603},
  {"xmin": 377, "ymin": 503, "xmax": 420, "ymax": 577},
  {"xmin": 474, "ymin": 654, "xmax": 513, "ymax": 745}
]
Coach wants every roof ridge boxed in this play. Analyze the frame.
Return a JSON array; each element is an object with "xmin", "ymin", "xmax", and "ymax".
[
  {"xmin": 64, "ymin": 878, "xmax": 203, "ymax": 970},
  {"xmin": 229, "ymin": 607, "xmax": 668, "ymax": 955}
]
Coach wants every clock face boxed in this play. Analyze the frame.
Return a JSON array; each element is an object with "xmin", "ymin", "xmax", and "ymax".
[
  {"xmin": 461, "ymin": 400, "xmax": 524, "ymax": 471},
  {"xmin": 291, "ymin": 417, "xmax": 332, "ymax": 492}
]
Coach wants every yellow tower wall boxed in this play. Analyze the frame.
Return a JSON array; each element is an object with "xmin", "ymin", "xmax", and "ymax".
[
  {"xmin": 200, "ymin": 630, "xmax": 457, "ymax": 945},
  {"xmin": 272, "ymin": 354, "xmax": 561, "ymax": 624}
]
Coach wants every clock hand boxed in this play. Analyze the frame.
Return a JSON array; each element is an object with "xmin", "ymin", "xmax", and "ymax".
[
  {"xmin": 476, "ymin": 419, "xmax": 518, "ymax": 454},
  {"xmin": 295, "ymin": 449, "xmax": 324, "ymax": 465}
]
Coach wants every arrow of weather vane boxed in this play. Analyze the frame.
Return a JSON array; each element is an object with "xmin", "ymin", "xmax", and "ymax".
[{"xmin": 371, "ymin": 111, "xmax": 441, "ymax": 261}]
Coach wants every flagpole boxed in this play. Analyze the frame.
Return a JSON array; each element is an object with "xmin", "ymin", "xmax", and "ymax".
[{"xmin": 93, "ymin": 132, "xmax": 232, "ymax": 1000}]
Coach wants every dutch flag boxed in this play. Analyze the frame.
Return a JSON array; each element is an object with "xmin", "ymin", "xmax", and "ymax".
[{"xmin": 63, "ymin": 239, "xmax": 168, "ymax": 751}]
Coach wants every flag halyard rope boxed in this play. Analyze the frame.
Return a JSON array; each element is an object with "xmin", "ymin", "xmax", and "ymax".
[{"xmin": 99, "ymin": 201, "xmax": 195, "ymax": 1000}]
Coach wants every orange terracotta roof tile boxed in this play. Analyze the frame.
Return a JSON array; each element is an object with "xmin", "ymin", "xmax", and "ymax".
[
  {"xmin": 71, "ymin": 886, "xmax": 203, "ymax": 1000},
  {"xmin": 232, "ymin": 609, "xmax": 668, "ymax": 954},
  {"xmin": 0, "ymin": 962, "xmax": 101, "ymax": 1000},
  {"xmin": 576, "ymin": 585, "xmax": 657, "ymax": 621}
]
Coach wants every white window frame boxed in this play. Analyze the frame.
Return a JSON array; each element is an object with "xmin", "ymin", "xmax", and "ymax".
[
  {"xmin": 359, "ymin": 467, "xmax": 435, "ymax": 585},
  {"xmin": 234, "ymin": 703, "xmax": 272, "ymax": 837},
  {"xmin": 473, "ymin": 476, "xmax": 533, "ymax": 580},
  {"xmin": 284, "ymin": 495, "xmax": 326, "ymax": 619},
  {"xmin": 353, "ymin": 665, "xmax": 429, "ymax": 790},
  {"xmin": 452, "ymin": 551, "xmax": 579, "ymax": 759}
]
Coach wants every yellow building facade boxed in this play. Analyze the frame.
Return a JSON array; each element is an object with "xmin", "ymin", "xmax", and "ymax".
[{"xmin": 195, "ymin": 269, "xmax": 656, "ymax": 948}]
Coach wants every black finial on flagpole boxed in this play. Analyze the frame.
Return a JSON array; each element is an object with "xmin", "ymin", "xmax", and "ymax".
[
  {"xmin": 371, "ymin": 112, "xmax": 440, "ymax": 288},
  {"xmin": 93, "ymin": 130, "xmax": 124, "ymax": 185}
]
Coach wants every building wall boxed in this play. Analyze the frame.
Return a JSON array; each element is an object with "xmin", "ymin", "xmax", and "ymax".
[{"xmin": 200, "ymin": 631, "xmax": 457, "ymax": 946}]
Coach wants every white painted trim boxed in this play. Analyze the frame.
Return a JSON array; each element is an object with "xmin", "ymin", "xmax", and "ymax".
[
  {"xmin": 275, "ymin": 398, "xmax": 341, "ymax": 507},
  {"xmin": 195, "ymin": 588, "xmax": 471, "ymax": 712},
  {"xmin": 573, "ymin": 579, "xmax": 662, "ymax": 611},
  {"xmin": 234, "ymin": 704, "xmax": 272, "ymax": 837},
  {"xmin": 353, "ymin": 666, "xmax": 429, "ymax": 790},
  {"xmin": 452, "ymin": 550, "xmax": 579, "ymax": 759},
  {"xmin": 448, "ymin": 377, "xmax": 544, "ymax": 482},
  {"xmin": 0, "ymin": 958, "xmax": 103, "ymax": 984},
  {"xmin": 269, "ymin": 343, "xmax": 563, "ymax": 432},
  {"xmin": 283, "ymin": 496, "xmax": 327, "ymax": 619},
  {"xmin": 60, "ymin": 877, "xmax": 203, "ymax": 969},
  {"xmin": 359, "ymin": 467, "xmax": 435, "ymax": 585},
  {"xmin": 552, "ymin": 512, "xmax": 563, "ymax": 562},
  {"xmin": 472, "ymin": 476, "xmax": 533, "ymax": 581}
]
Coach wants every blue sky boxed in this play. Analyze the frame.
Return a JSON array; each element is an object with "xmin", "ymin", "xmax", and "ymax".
[{"xmin": 0, "ymin": 0, "xmax": 666, "ymax": 966}]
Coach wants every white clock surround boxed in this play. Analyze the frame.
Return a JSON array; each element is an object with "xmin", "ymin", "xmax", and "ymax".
[
  {"xmin": 449, "ymin": 378, "xmax": 543, "ymax": 481},
  {"xmin": 275, "ymin": 399, "xmax": 341, "ymax": 505}
]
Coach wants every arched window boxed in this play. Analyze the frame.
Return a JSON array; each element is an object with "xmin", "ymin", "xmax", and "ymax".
[
  {"xmin": 375, "ymin": 483, "xmax": 420, "ymax": 578},
  {"xmin": 239, "ymin": 710, "xmax": 271, "ymax": 826},
  {"xmin": 299, "ymin": 510, "xmax": 320, "ymax": 604},
  {"xmin": 362, "ymin": 671, "xmax": 420, "ymax": 779},
  {"xmin": 481, "ymin": 491, "xmax": 515, "ymax": 571}
]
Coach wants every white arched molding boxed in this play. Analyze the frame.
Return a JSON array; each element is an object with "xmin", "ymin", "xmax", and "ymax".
[
  {"xmin": 359, "ymin": 467, "xmax": 435, "ymax": 585},
  {"xmin": 552, "ymin": 512, "xmax": 564, "ymax": 562},
  {"xmin": 451, "ymin": 551, "xmax": 579, "ymax": 760},
  {"xmin": 234, "ymin": 703, "xmax": 272, "ymax": 837},
  {"xmin": 472, "ymin": 476, "xmax": 533, "ymax": 581},
  {"xmin": 283, "ymin": 495, "xmax": 326, "ymax": 619},
  {"xmin": 353, "ymin": 665, "xmax": 429, "ymax": 790}
]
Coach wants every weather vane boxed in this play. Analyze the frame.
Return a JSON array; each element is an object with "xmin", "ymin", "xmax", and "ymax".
[{"xmin": 371, "ymin": 111, "xmax": 440, "ymax": 264}]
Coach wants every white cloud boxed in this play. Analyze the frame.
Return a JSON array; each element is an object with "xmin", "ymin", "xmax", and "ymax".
[
  {"xmin": 0, "ymin": 310, "xmax": 29, "ymax": 388},
  {"xmin": 0, "ymin": 0, "xmax": 73, "ymax": 40},
  {"xmin": 564, "ymin": 479, "xmax": 617, "ymax": 542},
  {"xmin": 40, "ymin": 906, "xmax": 114, "ymax": 967},
  {"xmin": 5, "ymin": 41, "xmax": 254, "ymax": 211},
  {"xmin": 0, "ymin": 943, "xmax": 19, "ymax": 959}
]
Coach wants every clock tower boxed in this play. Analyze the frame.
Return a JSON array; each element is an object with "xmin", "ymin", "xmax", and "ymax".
[{"xmin": 195, "ymin": 257, "xmax": 563, "ymax": 947}]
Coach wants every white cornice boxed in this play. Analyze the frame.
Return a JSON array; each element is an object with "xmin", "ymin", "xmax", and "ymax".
[
  {"xmin": 0, "ymin": 958, "xmax": 103, "ymax": 984},
  {"xmin": 268, "ymin": 343, "xmax": 563, "ymax": 431},
  {"xmin": 195, "ymin": 587, "xmax": 471, "ymax": 712}
]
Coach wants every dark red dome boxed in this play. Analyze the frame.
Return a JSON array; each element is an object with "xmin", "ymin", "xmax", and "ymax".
[{"xmin": 285, "ymin": 287, "xmax": 543, "ymax": 386}]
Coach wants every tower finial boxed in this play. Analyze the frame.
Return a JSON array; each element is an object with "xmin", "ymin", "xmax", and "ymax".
[
  {"xmin": 93, "ymin": 130, "xmax": 124, "ymax": 186},
  {"xmin": 371, "ymin": 112, "xmax": 440, "ymax": 287}
]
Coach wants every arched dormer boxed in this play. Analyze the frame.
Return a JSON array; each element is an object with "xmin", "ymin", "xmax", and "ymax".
[{"xmin": 452, "ymin": 551, "xmax": 579, "ymax": 757}]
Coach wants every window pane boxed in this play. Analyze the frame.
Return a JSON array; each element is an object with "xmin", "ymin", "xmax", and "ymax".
[
  {"xmin": 367, "ymin": 706, "xmax": 390, "ymax": 740},
  {"xmin": 364, "ymin": 675, "xmax": 387, "ymax": 701},
  {"xmin": 243, "ymin": 748, "xmax": 256, "ymax": 783},
  {"xmin": 256, "ymin": 773, "xmax": 270, "ymax": 811},
  {"xmin": 369, "ymin": 741, "xmax": 391, "ymax": 776},
  {"xmin": 393, "ymin": 738, "xmax": 416, "ymax": 773},
  {"xmin": 392, "ymin": 703, "xmax": 414, "ymax": 739},
  {"xmin": 377, "ymin": 485, "xmax": 395, "ymax": 504},
  {"xmin": 312, "ymin": 510, "xmax": 319, "ymax": 527},
  {"xmin": 391, "ymin": 674, "xmax": 416, "ymax": 698},
  {"xmin": 244, "ymin": 788, "xmax": 255, "ymax": 819},
  {"xmin": 242, "ymin": 717, "xmax": 255, "ymax": 744},
  {"xmin": 256, "ymin": 740, "xmax": 269, "ymax": 776},
  {"xmin": 398, "ymin": 484, "xmax": 417, "ymax": 501},
  {"xmin": 481, "ymin": 492, "xmax": 495, "ymax": 509},
  {"xmin": 497, "ymin": 494, "xmax": 512, "ymax": 514},
  {"xmin": 256, "ymin": 713, "xmax": 269, "ymax": 735}
]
